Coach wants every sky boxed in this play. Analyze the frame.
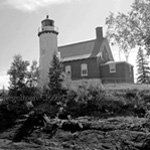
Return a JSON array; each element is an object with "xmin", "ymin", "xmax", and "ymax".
[{"xmin": 0, "ymin": 0, "xmax": 135, "ymax": 89}]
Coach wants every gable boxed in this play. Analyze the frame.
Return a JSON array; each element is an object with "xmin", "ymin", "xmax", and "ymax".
[
  {"xmin": 97, "ymin": 39, "xmax": 114, "ymax": 63},
  {"xmin": 104, "ymin": 40, "xmax": 114, "ymax": 61},
  {"xmin": 90, "ymin": 37, "xmax": 104, "ymax": 57}
]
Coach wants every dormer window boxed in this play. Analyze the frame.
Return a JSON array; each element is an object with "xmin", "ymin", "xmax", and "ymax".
[
  {"xmin": 81, "ymin": 63, "xmax": 88, "ymax": 77},
  {"xmin": 65, "ymin": 65, "xmax": 71, "ymax": 77}
]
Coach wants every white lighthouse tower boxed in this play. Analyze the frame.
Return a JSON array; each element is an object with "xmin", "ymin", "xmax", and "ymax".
[{"xmin": 38, "ymin": 15, "xmax": 59, "ymax": 88}]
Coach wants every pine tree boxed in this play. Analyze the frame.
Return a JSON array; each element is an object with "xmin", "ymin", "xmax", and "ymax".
[
  {"xmin": 48, "ymin": 52, "xmax": 64, "ymax": 95},
  {"xmin": 136, "ymin": 48, "xmax": 150, "ymax": 84}
]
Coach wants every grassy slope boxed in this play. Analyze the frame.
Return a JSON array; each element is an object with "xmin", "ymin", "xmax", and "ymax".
[
  {"xmin": 103, "ymin": 83, "xmax": 150, "ymax": 90},
  {"xmin": 66, "ymin": 78, "xmax": 150, "ymax": 90}
]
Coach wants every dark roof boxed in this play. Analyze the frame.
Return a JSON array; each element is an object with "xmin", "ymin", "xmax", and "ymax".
[{"xmin": 58, "ymin": 37, "xmax": 105, "ymax": 62}]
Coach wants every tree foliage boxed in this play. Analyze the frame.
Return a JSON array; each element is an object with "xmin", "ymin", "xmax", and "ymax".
[
  {"xmin": 48, "ymin": 52, "xmax": 64, "ymax": 95},
  {"xmin": 7, "ymin": 55, "xmax": 29, "ymax": 96},
  {"xmin": 136, "ymin": 48, "xmax": 150, "ymax": 84},
  {"xmin": 26, "ymin": 61, "xmax": 38, "ymax": 88},
  {"xmin": 105, "ymin": 0, "xmax": 150, "ymax": 60},
  {"xmin": 7, "ymin": 54, "xmax": 38, "ymax": 96}
]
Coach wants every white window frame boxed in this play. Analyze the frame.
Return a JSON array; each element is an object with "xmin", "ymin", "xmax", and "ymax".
[
  {"xmin": 109, "ymin": 63, "xmax": 116, "ymax": 73},
  {"xmin": 81, "ymin": 63, "xmax": 88, "ymax": 77},
  {"xmin": 65, "ymin": 65, "xmax": 71, "ymax": 77}
]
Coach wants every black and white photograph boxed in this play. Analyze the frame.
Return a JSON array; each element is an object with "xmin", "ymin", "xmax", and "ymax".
[{"xmin": 0, "ymin": 0, "xmax": 150, "ymax": 149}]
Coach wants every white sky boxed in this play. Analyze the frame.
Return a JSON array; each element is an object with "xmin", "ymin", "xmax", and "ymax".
[{"xmin": 0, "ymin": 0, "xmax": 135, "ymax": 89}]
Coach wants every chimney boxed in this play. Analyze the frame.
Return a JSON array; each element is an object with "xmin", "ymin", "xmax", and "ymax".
[{"xmin": 96, "ymin": 27, "xmax": 103, "ymax": 39}]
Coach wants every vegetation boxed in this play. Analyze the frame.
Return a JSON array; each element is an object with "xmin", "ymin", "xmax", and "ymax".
[
  {"xmin": 7, "ymin": 54, "xmax": 30, "ymax": 96},
  {"xmin": 136, "ymin": 48, "xmax": 150, "ymax": 84},
  {"xmin": 59, "ymin": 84, "xmax": 147, "ymax": 118},
  {"xmin": 7, "ymin": 54, "xmax": 38, "ymax": 97},
  {"xmin": 26, "ymin": 60, "xmax": 39, "ymax": 96},
  {"xmin": 39, "ymin": 52, "xmax": 68, "ymax": 115},
  {"xmin": 0, "ymin": 55, "xmax": 39, "ymax": 131},
  {"xmin": 48, "ymin": 52, "xmax": 64, "ymax": 95},
  {"xmin": 105, "ymin": 0, "xmax": 150, "ymax": 61}
]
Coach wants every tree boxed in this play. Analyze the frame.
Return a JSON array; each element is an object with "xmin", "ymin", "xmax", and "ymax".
[
  {"xmin": 7, "ymin": 55, "xmax": 39, "ymax": 96},
  {"xmin": 26, "ymin": 60, "xmax": 39, "ymax": 96},
  {"xmin": 7, "ymin": 54, "xmax": 30, "ymax": 96},
  {"xmin": 48, "ymin": 52, "xmax": 64, "ymax": 95},
  {"xmin": 136, "ymin": 48, "xmax": 150, "ymax": 84},
  {"xmin": 105, "ymin": 0, "xmax": 150, "ymax": 61},
  {"xmin": 26, "ymin": 61, "xmax": 38, "ymax": 88}
]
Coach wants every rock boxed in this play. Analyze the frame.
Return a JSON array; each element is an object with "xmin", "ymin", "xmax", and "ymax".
[
  {"xmin": 13, "ymin": 110, "xmax": 46, "ymax": 142},
  {"xmin": 0, "ymin": 117, "xmax": 150, "ymax": 150},
  {"xmin": 61, "ymin": 120, "xmax": 84, "ymax": 133}
]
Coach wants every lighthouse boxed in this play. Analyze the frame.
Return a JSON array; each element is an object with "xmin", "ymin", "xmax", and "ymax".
[{"xmin": 38, "ymin": 15, "xmax": 59, "ymax": 88}]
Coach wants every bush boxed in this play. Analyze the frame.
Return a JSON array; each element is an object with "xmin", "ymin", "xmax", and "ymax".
[
  {"xmin": 59, "ymin": 84, "xmax": 148, "ymax": 118},
  {"xmin": 0, "ymin": 102, "xmax": 18, "ymax": 132}
]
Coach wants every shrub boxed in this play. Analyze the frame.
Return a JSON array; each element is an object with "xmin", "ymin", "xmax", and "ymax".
[
  {"xmin": 48, "ymin": 52, "xmax": 64, "ymax": 95},
  {"xmin": 0, "ymin": 101, "xmax": 20, "ymax": 132},
  {"xmin": 60, "ymin": 84, "xmax": 148, "ymax": 118}
]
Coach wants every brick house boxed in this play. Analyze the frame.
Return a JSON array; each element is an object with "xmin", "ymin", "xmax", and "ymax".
[{"xmin": 58, "ymin": 27, "xmax": 134, "ymax": 83}]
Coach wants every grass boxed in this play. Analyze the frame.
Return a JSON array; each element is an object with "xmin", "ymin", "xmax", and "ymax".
[
  {"xmin": 65, "ymin": 78, "xmax": 150, "ymax": 91},
  {"xmin": 103, "ymin": 83, "xmax": 150, "ymax": 90}
]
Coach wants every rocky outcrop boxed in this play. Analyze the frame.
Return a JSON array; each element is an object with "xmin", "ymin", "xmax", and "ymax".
[{"xmin": 0, "ymin": 116, "xmax": 150, "ymax": 150}]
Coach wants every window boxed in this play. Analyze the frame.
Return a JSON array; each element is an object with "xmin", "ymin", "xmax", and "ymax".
[
  {"xmin": 65, "ymin": 65, "xmax": 71, "ymax": 77},
  {"xmin": 109, "ymin": 63, "xmax": 116, "ymax": 73},
  {"xmin": 81, "ymin": 63, "xmax": 88, "ymax": 77}
]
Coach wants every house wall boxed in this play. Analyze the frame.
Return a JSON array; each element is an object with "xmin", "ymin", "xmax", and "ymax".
[
  {"xmin": 63, "ymin": 58, "xmax": 100, "ymax": 80},
  {"xmin": 100, "ymin": 62, "xmax": 134, "ymax": 83},
  {"xmin": 124, "ymin": 64, "xmax": 134, "ymax": 83}
]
